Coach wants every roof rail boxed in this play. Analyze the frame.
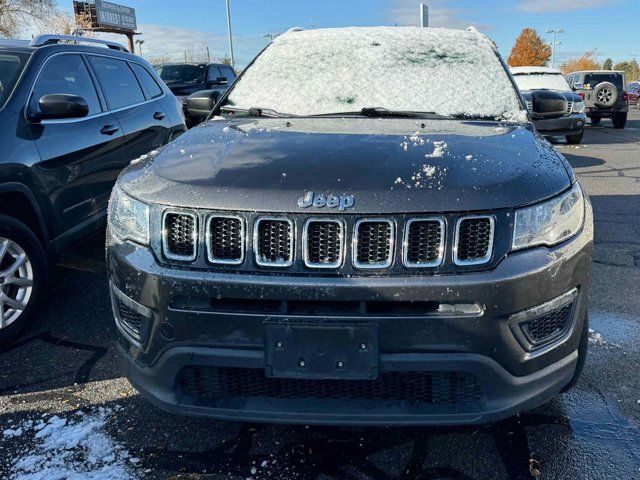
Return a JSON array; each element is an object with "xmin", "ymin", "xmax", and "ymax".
[{"xmin": 29, "ymin": 34, "xmax": 129, "ymax": 52}]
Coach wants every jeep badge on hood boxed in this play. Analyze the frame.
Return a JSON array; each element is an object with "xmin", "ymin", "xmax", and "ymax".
[{"xmin": 298, "ymin": 191, "xmax": 355, "ymax": 211}]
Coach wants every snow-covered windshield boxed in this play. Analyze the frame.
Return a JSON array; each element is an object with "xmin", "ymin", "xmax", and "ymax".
[
  {"xmin": 513, "ymin": 73, "xmax": 570, "ymax": 92},
  {"xmin": 225, "ymin": 27, "xmax": 524, "ymax": 120}
]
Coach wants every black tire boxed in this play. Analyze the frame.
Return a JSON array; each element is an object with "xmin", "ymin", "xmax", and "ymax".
[
  {"xmin": 612, "ymin": 112, "xmax": 627, "ymax": 129},
  {"xmin": 566, "ymin": 132, "xmax": 584, "ymax": 144},
  {"xmin": 590, "ymin": 116, "xmax": 601, "ymax": 125},
  {"xmin": 0, "ymin": 214, "xmax": 47, "ymax": 345},
  {"xmin": 561, "ymin": 312, "xmax": 588, "ymax": 393}
]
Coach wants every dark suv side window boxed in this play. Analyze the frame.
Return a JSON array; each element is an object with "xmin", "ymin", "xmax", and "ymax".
[
  {"xmin": 219, "ymin": 66, "xmax": 236, "ymax": 82},
  {"xmin": 31, "ymin": 54, "xmax": 101, "ymax": 115},
  {"xmin": 88, "ymin": 55, "xmax": 145, "ymax": 109},
  {"xmin": 130, "ymin": 62, "xmax": 163, "ymax": 99}
]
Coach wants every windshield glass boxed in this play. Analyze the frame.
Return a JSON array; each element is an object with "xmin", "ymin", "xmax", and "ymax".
[
  {"xmin": 0, "ymin": 52, "xmax": 28, "ymax": 108},
  {"xmin": 513, "ymin": 72, "xmax": 570, "ymax": 91},
  {"xmin": 226, "ymin": 27, "xmax": 523, "ymax": 120},
  {"xmin": 155, "ymin": 64, "xmax": 206, "ymax": 84}
]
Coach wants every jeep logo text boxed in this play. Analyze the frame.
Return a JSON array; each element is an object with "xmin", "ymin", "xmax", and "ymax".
[{"xmin": 297, "ymin": 191, "xmax": 355, "ymax": 211}]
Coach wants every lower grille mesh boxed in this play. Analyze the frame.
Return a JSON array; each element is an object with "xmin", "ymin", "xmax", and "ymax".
[
  {"xmin": 115, "ymin": 298, "xmax": 146, "ymax": 341},
  {"xmin": 522, "ymin": 302, "xmax": 573, "ymax": 344},
  {"xmin": 178, "ymin": 366, "xmax": 484, "ymax": 405}
]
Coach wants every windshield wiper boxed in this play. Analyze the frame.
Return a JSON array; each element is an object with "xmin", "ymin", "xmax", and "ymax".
[
  {"xmin": 309, "ymin": 107, "xmax": 450, "ymax": 119},
  {"xmin": 220, "ymin": 106, "xmax": 294, "ymax": 118}
]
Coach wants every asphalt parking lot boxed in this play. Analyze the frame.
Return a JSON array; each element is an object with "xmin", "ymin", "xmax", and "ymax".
[{"xmin": 1, "ymin": 111, "xmax": 640, "ymax": 480}]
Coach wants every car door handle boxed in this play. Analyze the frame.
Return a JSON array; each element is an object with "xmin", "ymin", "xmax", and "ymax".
[
  {"xmin": 153, "ymin": 112, "xmax": 166, "ymax": 120},
  {"xmin": 100, "ymin": 125, "xmax": 120, "ymax": 135}
]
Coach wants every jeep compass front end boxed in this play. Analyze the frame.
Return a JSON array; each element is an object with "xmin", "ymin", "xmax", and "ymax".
[{"xmin": 107, "ymin": 27, "xmax": 593, "ymax": 426}]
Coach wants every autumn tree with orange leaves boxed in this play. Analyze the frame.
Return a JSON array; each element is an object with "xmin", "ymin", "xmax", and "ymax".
[
  {"xmin": 507, "ymin": 28, "xmax": 552, "ymax": 67},
  {"xmin": 560, "ymin": 51, "xmax": 601, "ymax": 75}
]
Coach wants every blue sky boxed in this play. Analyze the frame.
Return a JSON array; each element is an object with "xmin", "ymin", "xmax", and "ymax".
[{"xmin": 57, "ymin": 0, "xmax": 638, "ymax": 67}]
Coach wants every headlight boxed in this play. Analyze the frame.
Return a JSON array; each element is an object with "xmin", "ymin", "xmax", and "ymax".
[
  {"xmin": 572, "ymin": 101, "xmax": 585, "ymax": 114},
  {"xmin": 512, "ymin": 183, "xmax": 584, "ymax": 250},
  {"xmin": 108, "ymin": 185, "xmax": 150, "ymax": 245}
]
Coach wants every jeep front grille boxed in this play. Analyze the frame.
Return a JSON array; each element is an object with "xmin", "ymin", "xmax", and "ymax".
[
  {"xmin": 454, "ymin": 216, "xmax": 494, "ymax": 266},
  {"xmin": 162, "ymin": 211, "xmax": 197, "ymax": 261},
  {"xmin": 404, "ymin": 218, "xmax": 444, "ymax": 267},
  {"xmin": 353, "ymin": 219, "xmax": 394, "ymax": 269},
  {"xmin": 206, "ymin": 216, "xmax": 244, "ymax": 264},
  {"xmin": 254, "ymin": 218, "xmax": 294, "ymax": 267},
  {"xmin": 303, "ymin": 219, "xmax": 344, "ymax": 268}
]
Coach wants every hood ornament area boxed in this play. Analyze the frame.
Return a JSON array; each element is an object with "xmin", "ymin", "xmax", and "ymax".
[{"xmin": 298, "ymin": 191, "xmax": 355, "ymax": 211}]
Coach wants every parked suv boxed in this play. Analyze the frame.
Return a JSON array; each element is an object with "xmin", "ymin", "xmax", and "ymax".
[
  {"xmin": 511, "ymin": 66, "xmax": 586, "ymax": 144},
  {"xmin": 155, "ymin": 62, "xmax": 237, "ymax": 126},
  {"xmin": 108, "ymin": 27, "xmax": 593, "ymax": 426},
  {"xmin": 627, "ymin": 81, "xmax": 640, "ymax": 108},
  {"xmin": 567, "ymin": 70, "xmax": 628, "ymax": 128},
  {"xmin": 0, "ymin": 35, "xmax": 186, "ymax": 344}
]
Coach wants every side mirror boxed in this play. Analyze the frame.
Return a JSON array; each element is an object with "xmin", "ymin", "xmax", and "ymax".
[
  {"xmin": 572, "ymin": 83, "xmax": 583, "ymax": 91},
  {"xmin": 206, "ymin": 77, "xmax": 228, "ymax": 88},
  {"xmin": 186, "ymin": 90, "xmax": 220, "ymax": 118},
  {"xmin": 530, "ymin": 90, "xmax": 567, "ymax": 119},
  {"xmin": 28, "ymin": 94, "xmax": 89, "ymax": 123}
]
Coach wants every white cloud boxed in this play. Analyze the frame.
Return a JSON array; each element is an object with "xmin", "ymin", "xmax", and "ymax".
[
  {"xmin": 94, "ymin": 23, "xmax": 268, "ymax": 66},
  {"xmin": 516, "ymin": 0, "xmax": 618, "ymax": 13},
  {"xmin": 386, "ymin": 0, "xmax": 488, "ymax": 30}
]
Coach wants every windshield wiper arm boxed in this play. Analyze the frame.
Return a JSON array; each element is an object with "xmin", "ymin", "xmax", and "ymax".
[
  {"xmin": 221, "ymin": 106, "xmax": 294, "ymax": 118},
  {"xmin": 309, "ymin": 108, "xmax": 450, "ymax": 119}
]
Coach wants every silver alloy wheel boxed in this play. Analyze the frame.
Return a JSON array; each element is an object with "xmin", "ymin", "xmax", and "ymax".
[
  {"xmin": 0, "ymin": 237, "xmax": 34, "ymax": 329},
  {"xmin": 597, "ymin": 88, "xmax": 613, "ymax": 104}
]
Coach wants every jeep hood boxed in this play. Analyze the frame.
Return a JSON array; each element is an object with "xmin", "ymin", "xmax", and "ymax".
[{"xmin": 120, "ymin": 118, "xmax": 573, "ymax": 214}]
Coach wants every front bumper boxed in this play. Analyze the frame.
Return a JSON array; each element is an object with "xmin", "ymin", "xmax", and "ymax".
[
  {"xmin": 107, "ymin": 205, "xmax": 593, "ymax": 425},
  {"xmin": 533, "ymin": 114, "xmax": 586, "ymax": 136}
]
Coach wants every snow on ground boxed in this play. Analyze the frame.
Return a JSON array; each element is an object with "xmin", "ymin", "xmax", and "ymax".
[
  {"xmin": 228, "ymin": 26, "xmax": 525, "ymax": 120},
  {"xmin": 4, "ymin": 408, "xmax": 137, "ymax": 480}
]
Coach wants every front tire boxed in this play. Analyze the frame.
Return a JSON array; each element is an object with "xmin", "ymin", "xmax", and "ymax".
[
  {"xmin": 561, "ymin": 312, "xmax": 588, "ymax": 393},
  {"xmin": 612, "ymin": 112, "xmax": 627, "ymax": 129},
  {"xmin": 0, "ymin": 214, "xmax": 47, "ymax": 345},
  {"xmin": 566, "ymin": 132, "xmax": 584, "ymax": 144}
]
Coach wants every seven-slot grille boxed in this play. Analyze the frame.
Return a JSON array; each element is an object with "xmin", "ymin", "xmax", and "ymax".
[
  {"xmin": 206, "ymin": 216, "xmax": 244, "ymax": 264},
  {"xmin": 159, "ymin": 211, "xmax": 497, "ymax": 270},
  {"xmin": 163, "ymin": 211, "xmax": 197, "ymax": 261},
  {"xmin": 454, "ymin": 216, "xmax": 494, "ymax": 266},
  {"xmin": 354, "ymin": 219, "xmax": 394, "ymax": 269},
  {"xmin": 303, "ymin": 219, "xmax": 344, "ymax": 268},
  {"xmin": 404, "ymin": 218, "xmax": 444, "ymax": 267},
  {"xmin": 254, "ymin": 218, "xmax": 294, "ymax": 267}
]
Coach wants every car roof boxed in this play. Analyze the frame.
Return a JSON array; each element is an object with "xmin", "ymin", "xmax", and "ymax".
[
  {"xmin": 570, "ymin": 70, "xmax": 625, "ymax": 75},
  {"xmin": 157, "ymin": 62, "xmax": 232, "ymax": 68},
  {"xmin": 0, "ymin": 35, "xmax": 142, "ymax": 61},
  {"xmin": 0, "ymin": 39, "xmax": 36, "ymax": 53},
  {"xmin": 510, "ymin": 66, "xmax": 563, "ymax": 75}
]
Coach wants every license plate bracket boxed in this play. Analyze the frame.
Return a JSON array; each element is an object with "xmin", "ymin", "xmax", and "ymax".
[{"xmin": 265, "ymin": 322, "xmax": 378, "ymax": 380}]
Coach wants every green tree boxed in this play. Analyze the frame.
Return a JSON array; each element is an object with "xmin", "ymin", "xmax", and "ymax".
[
  {"xmin": 507, "ymin": 28, "xmax": 552, "ymax": 67},
  {"xmin": 602, "ymin": 58, "xmax": 613, "ymax": 70}
]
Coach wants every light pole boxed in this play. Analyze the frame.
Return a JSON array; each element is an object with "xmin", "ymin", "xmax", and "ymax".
[
  {"xmin": 226, "ymin": 0, "xmax": 235, "ymax": 68},
  {"xmin": 546, "ymin": 28, "xmax": 564, "ymax": 69},
  {"xmin": 135, "ymin": 39, "xmax": 145, "ymax": 57}
]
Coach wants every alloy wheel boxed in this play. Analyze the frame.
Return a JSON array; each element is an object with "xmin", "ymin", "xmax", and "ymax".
[
  {"xmin": 597, "ymin": 88, "xmax": 612, "ymax": 104},
  {"xmin": 0, "ymin": 237, "xmax": 34, "ymax": 329}
]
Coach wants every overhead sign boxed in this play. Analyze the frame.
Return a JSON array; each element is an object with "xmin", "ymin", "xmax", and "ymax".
[{"xmin": 94, "ymin": 0, "xmax": 137, "ymax": 31}]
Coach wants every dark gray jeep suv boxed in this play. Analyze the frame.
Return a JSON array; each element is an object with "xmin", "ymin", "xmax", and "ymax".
[
  {"xmin": 567, "ymin": 70, "xmax": 628, "ymax": 128},
  {"xmin": 107, "ymin": 27, "xmax": 593, "ymax": 425}
]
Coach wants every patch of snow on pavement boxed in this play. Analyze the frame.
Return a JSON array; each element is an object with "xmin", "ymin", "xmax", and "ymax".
[{"xmin": 7, "ymin": 408, "xmax": 136, "ymax": 480}]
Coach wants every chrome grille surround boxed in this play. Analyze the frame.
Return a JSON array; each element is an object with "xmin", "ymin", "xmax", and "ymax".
[
  {"xmin": 453, "ymin": 215, "xmax": 495, "ymax": 266},
  {"xmin": 352, "ymin": 219, "xmax": 395, "ymax": 269},
  {"xmin": 402, "ymin": 218, "xmax": 445, "ymax": 268},
  {"xmin": 253, "ymin": 217, "xmax": 295, "ymax": 267},
  {"xmin": 162, "ymin": 210, "xmax": 198, "ymax": 261},
  {"xmin": 205, "ymin": 215, "xmax": 245, "ymax": 265},
  {"xmin": 302, "ymin": 218, "xmax": 345, "ymax": 269}
]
